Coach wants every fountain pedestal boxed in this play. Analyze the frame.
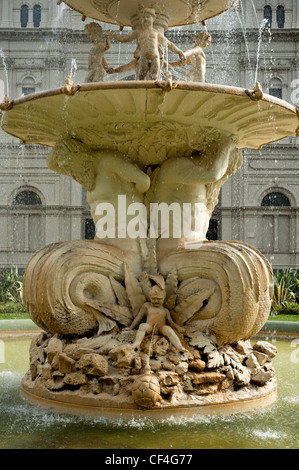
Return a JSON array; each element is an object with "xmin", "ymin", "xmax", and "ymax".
[{"xmin": 1, "ymin": 0, "xmax": 298, "ymax": 417}]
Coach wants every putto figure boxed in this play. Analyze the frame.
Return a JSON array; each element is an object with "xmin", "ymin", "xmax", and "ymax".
[
  {"xmin": 85, "ymin": 22, "xmax": 111, "ymax": 82},
  {"xmin": 170, "ymin": 31, "xmax": 211, "ymax": 82},
  {"xmin": 107, "ymin": 6, "xmax": 186, "ymax": 80},
  {"xmin": 130, "ymin": 284, "xmax": 187, "ymax": 353}
]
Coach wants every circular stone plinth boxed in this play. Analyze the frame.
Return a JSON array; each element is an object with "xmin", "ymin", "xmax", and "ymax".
[
  {"xmin": 1, "ymin": 81, "xmax": 298, "ymax": 166},
  {"xmin": 61, "ymin": 0, "xmax": 237, "ymax": 28},
  {"xmin": 21, "ymin": 376, "xmax": 277, "ymax": 420}
]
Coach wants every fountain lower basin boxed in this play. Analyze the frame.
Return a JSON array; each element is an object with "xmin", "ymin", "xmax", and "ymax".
[{"xmin": 1, "ymin": 336, "xmax": 297, "ymax": 449}]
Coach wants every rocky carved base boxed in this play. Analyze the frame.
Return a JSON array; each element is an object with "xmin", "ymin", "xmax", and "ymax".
[{"xmin": 22, "ymin": 329, "xmax": 277, "ymax": 417}]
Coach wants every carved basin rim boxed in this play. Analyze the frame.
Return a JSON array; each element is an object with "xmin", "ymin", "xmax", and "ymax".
[
  {"xmin": 61, "ymin": 0, "xmax": 238, "ymax": 28},
  {"xmin": 1, "ymin": 80, "xmax": 298, "ymax": 157}
]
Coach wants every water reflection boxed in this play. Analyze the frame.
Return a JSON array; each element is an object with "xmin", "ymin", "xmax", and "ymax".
[{"xmin": 0, "ymin": 336, "xmax": 298, "ymax": 449}]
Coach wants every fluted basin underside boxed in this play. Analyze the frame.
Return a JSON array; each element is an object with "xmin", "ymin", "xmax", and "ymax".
[
  {"xmin": 1, "ymin": 81, "xmax": 298, "ymax": 165},
  {"xmin": 62, "ymin": 0, "xmax": 237, "ymax": 27}
]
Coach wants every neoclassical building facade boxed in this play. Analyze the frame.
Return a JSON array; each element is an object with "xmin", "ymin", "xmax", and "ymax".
[{"xmin": 0, "ymin": 0, "xmax": 298, "ymax": 271}]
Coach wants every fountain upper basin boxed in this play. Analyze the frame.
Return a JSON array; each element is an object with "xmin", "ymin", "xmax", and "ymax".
[
  {"xmin": 62, "ymin": 0, "xmax": 238, "ymax": 28},
  {"xmin": 1, "ymin": 81, "xmax": 298, "ymax": 166}
]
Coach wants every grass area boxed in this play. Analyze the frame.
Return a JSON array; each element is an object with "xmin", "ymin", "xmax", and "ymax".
[
  {"xmin": 0, "ymin": 312, "xmax": 30, "ymax": 320},
  {"xmin": 268, "ymin": 314, "xmax": 299, "ymax": 322}
]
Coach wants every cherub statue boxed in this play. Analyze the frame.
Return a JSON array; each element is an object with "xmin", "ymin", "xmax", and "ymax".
[
  {"xmin": 108, "ymin": 43, "xmax": 164, "ymax": 80},
  {"xmin": 130, "ymin": 284, "xmax": 188, "ymax": 353},
  {"xmin": 245, "ymin": 81, "xmax": 264, "ymax": 101},
  {"xmin": 85, "ymin": 22, "xmax": 112, "ymax": 82},
  {"xmin": 106, "ymin": 6, "xmax": 186, "ymax": 80},
  {"xmin": 168, "ymin": 31, "xmax": 211, "ymax": 82}
]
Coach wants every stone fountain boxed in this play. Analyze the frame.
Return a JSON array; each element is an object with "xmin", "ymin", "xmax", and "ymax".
[{"xmin": 1, "ymin": 0, "xmax": 298, "ymax": 418}]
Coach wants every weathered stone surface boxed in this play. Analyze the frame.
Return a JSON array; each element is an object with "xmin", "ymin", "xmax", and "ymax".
[
  {"xmin": 253, "ymin": 350, "xmax": 268, "ymax": 366},
  {"xmin": 58, "ymin": 353, "xmax": 76, "ymax": 374},
  {"xmin": 190, "ymin": 371, "xmax": 226, "ymax": 385},
  {"xmin": 245, "ymin": 352, "xmax": 260, "ymax": 369},
  {"xmin": 251, "ymin": 369, "xmax": 274, "ymax": 385},
  {"xmin": 189, "ymin": 359, "xmax": 206, "ymax": 371},
  {"xmin": 109, "ymin": 344, "xmax": 135, "ymax": 368},
  {"xmin": 235, "ymin": 340, "xmax": 252, "ymax": 356},
  {"xmin": 63, "ymin": 371, "xmax": 88, "ymax": 386},
  {"xmin": 46, "ymin": 378, "xmax": 65, "ymax": 390},
  {"xmin": 158, "ymin": 371, "xmax": 179, "ymax": 387},
  {"xmin": 253, "ymin": 341, "xmax": 277, "ymax": 358},
  {"xmin": 78, "ymin": 353, "xmax": 109, "ymax": 376},
  {"xmin": 73, "ymin": 348, "xmax": 98, "ymax": 360},
  {"xmin": 46, "ymin": 337, "xmax": 63, "ymax": 364},
  {"xmin": 233, "ymin": 367, "xmax": 251, "ymax": 386},
  {"xmin": 175, "ymin": 362, "xmax": 189, "ymax": 376}
]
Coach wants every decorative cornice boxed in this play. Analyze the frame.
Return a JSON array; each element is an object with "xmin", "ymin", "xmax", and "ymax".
[{"xmin": 0, "ymin": 28, "xmax": 86, "ymax": 42}]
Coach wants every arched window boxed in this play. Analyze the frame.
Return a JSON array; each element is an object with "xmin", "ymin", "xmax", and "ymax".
[
  {"xmin": 261, "ymin": 192, "xmax": 290, "ymax": 207},
  {"xmin": 33, "ymin": 5, "xmax": 41, "ymax": 28},
  {"xmin": 11, "ymin": 190, "xmax": 44, "ymax": 252},
  {"xmin": 13, "ymin": 190, "xmax": 42, "ymax": 206},
  {"xmin": 85, "ymin": 218, "xmax": 95, "ymax": 240},
  {"xmin": 264, "ymin": 5, "xmax": 272, "ymax": 27},
  {"xmin": 206, "ymin": 218, "xmax": 218, "ymax": 241},
  {"xmin": 259, "ymin": 191, "xmax": 292, "ymax": 254},
  {"xmin": 21, "ymin": 77, "xmax": 36, "ymax": 96},
  {"xmin": 277, "ymin": 5, "xmax": 285, "ymax": 28},
  {"xmin": 20, "ymin": 5, "xmax": 29, "ymax": 28},
  {"xmin": 269, "ymin": 77, "xmax": 282, "ymax": 99}
]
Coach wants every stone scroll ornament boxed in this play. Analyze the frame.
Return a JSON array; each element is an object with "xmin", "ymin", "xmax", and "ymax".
[{"xmin": 23, "ymin": 238, "xmax": 273, "ymax": 346}]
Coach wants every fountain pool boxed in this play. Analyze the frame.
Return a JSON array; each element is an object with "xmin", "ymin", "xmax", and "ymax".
[{"xmin": 0, "ymin": 335, "xmax": 298, "ymax": 449}]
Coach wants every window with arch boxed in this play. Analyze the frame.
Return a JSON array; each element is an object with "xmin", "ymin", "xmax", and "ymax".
[
  {"xmin": 264, "ymin": 5, "xmax": 272, "ymax": 27},
  {"xmin": 33, "ymin": 5, "xmax": 41, "ymax": 27},
  {"xmin": 85, "ymin": 218, "xmax": 95, "ymax": 240},
  {"xmin": 268, "ymin": 78, "xmax": 282, "ymax": 99},
  {"xmin": 11, "ymin": 189, "xmax": 44, "ymax": 252},
  {"xmin": 12, "ymin": 190, "xmax": 42, "ymax": 206},
  {"xmin": 22, "ymin": 77, "xmax": 36, "ymax": 96},
  {"xmin": 259, "ymin": 191, "xmax": 292, "ymax": 254},
  {"xmin": 206, "ymin": 218, "xmax": 218, "ymax": 241},
  {"xmin": 277, "ymin": 5, "xmax": 285, "ymax": 28},
  {"xmin": 20, "ymin": 4, "xmax": 29, "ymax": 28},
  {"xmin": 261, "ymin": 191, "xmax": 290, "ymax": 207}
]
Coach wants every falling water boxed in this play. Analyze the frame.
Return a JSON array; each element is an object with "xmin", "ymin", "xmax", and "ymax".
[
  {"xmin": 70, "ymin": 58, "xmax": 77, "ymax": 81},
  {"xmin": 255, "ymin": 18, "xmax": 271, "ymax": 84},
  {"xmin": 0, "ymin": 48, "xmax": 9, "ymax": 97},
  {"xmin": 147, "ymin": 323, "xmax": 157, "ymax": 363},
  {"xmin": 204, "ymin": 24, "xmax": 215, "ymax": 65},
  {"xmin": 164, "ymin": 36, "xmax": 169, "ymax": 73},
  {"xmin": 234, "ymin": 9, "xmax": 253, "ymax": 83},
  {"xmin": 53, "ymin": 1, "xmax": 68, "ymax": 28},
  {"xmin": 249, "ymin": 0, "xmax": 268, "ymax": 75}
]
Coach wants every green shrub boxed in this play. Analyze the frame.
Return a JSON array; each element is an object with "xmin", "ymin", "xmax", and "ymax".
[
  {"xmin": 0, "ymin": 268, "xmax": 24, "ymax": 304},
  {"xmin": 0, "ymin": 301, "xmax": 26, "ymax": 313},
  {"xmin": 273, "ymin": 269, "xmax": 299, "ymax": 307},
  {"xmin": 272, "ymin": 302, "xmax": 299, "ymax": 316}
]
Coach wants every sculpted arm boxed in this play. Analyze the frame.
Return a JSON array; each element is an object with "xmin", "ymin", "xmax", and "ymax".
[
  {"xmin": 107, "ymin": 30, "xmax": 137, "ymax": 43},
  {"xmin": 164, "ymin": 37, "xmax": 186, "ymax": 61},
  {"xmin": 130, "ymin": 304, "xmax": 147, "ymax": 330},
  {"xmin": 166, "ymin": 310, "xmax": 185, "ymax": 333},
  {"xmin": 104, "ymin": 156, "xmax": 151, "ymax": 193},
  {"xmin": 166, "ymin": 137, "xmax": 237, "ymax": 185}
]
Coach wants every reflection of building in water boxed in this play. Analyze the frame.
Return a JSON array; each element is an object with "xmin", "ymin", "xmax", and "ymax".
[{"xmin": 0, "ymin": 0, "xmax": 298, "ymax": 270}]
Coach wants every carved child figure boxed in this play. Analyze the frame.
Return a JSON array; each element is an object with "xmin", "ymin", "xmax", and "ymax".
[
  {"xmin": 85, "ymin": 22, "xmax": 111, "ymax": 82},
  {"xmin": 170, "ymin": 31, "xmax": 211, "ymax": 82},
  {"xmin": 107, "ymin": 7, "xmax": 186, "ymax": 80},
  {"xmin": 130, "ymin": 285, "xmax": 187, "ymax": 353}
]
